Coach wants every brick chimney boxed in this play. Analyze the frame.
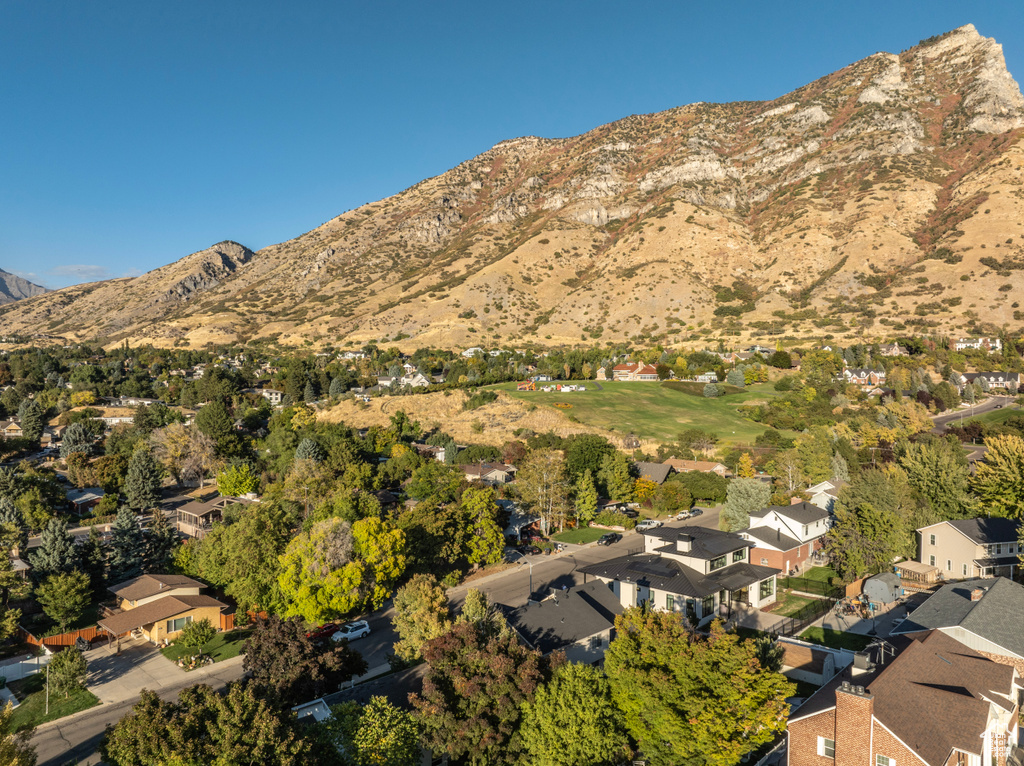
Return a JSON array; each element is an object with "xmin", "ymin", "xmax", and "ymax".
[
  {"xmin": 790, "ymin": 497, "xmax": 803, "ymax": 505},
  {"xmin": 834, "ymin": 681, "xmax": 874, "ymax": 766},
  {"xmin": 970, "ymin": 588, "xmax": 984, "ymax": 602}
]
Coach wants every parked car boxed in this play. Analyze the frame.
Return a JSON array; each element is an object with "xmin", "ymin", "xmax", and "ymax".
[
  {"xmin": 635, "ymin": 519, "xmax": 663, "ymax": 532},
  {"xmin": 620, "ymin": 509, "xmax": 639, "ymax": 519},
  {"xmin": 306, "ymin": 623, "xmax": 338, "ymax": 641},
  {"xmin": 331, "ymin": 620, "xmax": 371, "ymax": 642},
  {"xmin": 597, "ymin": 533, "xmax": 621, "ymax": 546},
  {"xmin": 518, "ymin": 544, "xmax": 541, "ymax": 556},
  {"xmin": 689, "ymin": 508, "xmax": 704, "ymax": 518},
  {"xmin": 675, "ymin": 510, "xmax": 692, "ymax": 521}
]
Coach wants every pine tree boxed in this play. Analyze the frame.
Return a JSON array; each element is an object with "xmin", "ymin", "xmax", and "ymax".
[
  {"xmin": 303, "ymin": 381, "xmax": 317, "ymax": 403},
  {"xmin": 0, "ymin": 466, "xmax": 17, "ymax": 497},
  {"xmin": 107, "ymin": 506, "xmax": 146, "ymax": 584},
  {"xmin": 17, "ymin": 400, "xmax": 43, "ymax": 446},
  {"xmin": 329, "ymin": 377, "xmax": 345, "ymax": 397},
  {"xmin": 123, "ymin": 447, "xmax": 162, "ymax": 512},
  {"xmin": 60, "ymin": 421, "xmax": 93, "ymax": 459},
  {"xmin": 80, "ymin": 525, "xmax": 107, "ymax": 596},
  {"xmin": 29, "ymin": 517, "xmax": 79, "ymax": 583},
  {"xmin": 574, "ymin": 469, "xmax": 599, "ymax": 524},
  {"xmin": 294, "ymin": 438, "xmax": 324, "ymax": 463},
  {"xmin": 145, "ymin": 511, "xmax": 179, "ymax": 573},
  {"xmin": 0, "ymin": 497, "xmax": 27, "ymax": 555}
]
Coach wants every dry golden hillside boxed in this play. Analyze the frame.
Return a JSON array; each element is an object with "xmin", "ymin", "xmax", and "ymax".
[{"xmin": 4, "ymin": 25, "xmax": 1024, "ymax": 350}]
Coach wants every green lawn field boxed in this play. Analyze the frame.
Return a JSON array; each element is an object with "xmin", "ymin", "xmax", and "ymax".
[
  {"xmin": 959, "ymin": 405, "xmax": 1024, "ymax": 426},
  {"xmin": 497, "ymin": 380, "xmax": 782, "ymax": 445}
]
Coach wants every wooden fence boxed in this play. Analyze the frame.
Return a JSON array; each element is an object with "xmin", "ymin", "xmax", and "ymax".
[{"xmin": 17, "ymin": 625, "xmax": 105, "ymax": 650}]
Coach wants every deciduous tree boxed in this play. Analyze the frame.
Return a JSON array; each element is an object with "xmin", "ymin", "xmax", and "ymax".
[
  {"xmin": 971, "ymin": 434, "xmax": 1024, "ymax": 520},
  {"xmin": 517, "ymin": 449, "xmax": 571, "ymax": 535},
  {"xmin": 392, "ymin": 574, "xmax": 451, "ymax": 662},
  {"xmin": 36, "ymin": 571, "xmax": 90, "ymax": 632},
  {"xmin": 48, "ymin": 647, "xmax": 88, "ymax": 699},
  {"xmin": 574, "ymin": 469, "xmax": 599, "ymax": 524},
  {"xmin": 177, "ymin": 617, "xmax": 216, "ymax": 651},
  {"xmin": 0, "ymin": 701, "xmax": 35, "ymax": 766},
  {"xmin": 723, "ymin": 478, "xmax": 770, "ymax": 531},
  {"xmin": 216, "ymin": 462, "xmax": 260, "ymax": 496}
]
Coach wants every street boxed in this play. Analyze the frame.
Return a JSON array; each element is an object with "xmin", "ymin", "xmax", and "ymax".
[{"xmin": 929, "ymin": 394, "xmax": 1015, "ymax": 432}]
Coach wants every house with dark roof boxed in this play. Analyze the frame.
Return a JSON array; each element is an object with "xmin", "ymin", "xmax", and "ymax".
[
  {"xmin": 99, "ymin": 574, "xmax": 228, "ymax": 646},
  {"xmin": 502, "ymin": 581, "xmax": 624, "ymax": 664},
  {"xmin": 890, "ymin": 577, "xmax": 1024, "ymax": 675},
  {"xmin": 579, "ymin": 526, "xmax": 779, "ymax": 624},
  {"xmin": 634, "ymin": 461, "xmax": 672, "ymax": 485},
  {"xmin": 787, "ymin": 630, "xmax": 1021, "ymax": 766},
  {"xmin": 916, "ymin": 517, "xmax": 1020, "ymax": 580},
  {"xmin": 739, "ymin": 501, "xmax": 832, "ymax": 575}
]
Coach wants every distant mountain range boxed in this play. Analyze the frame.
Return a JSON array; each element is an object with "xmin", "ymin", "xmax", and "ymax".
[
  {"xmin": 3, "ymin": 24, "xmax": 1024, "ymax": 349},
  {"xmin": 0, "ymin": 269, "xmax": 48, "ymax": 305}
]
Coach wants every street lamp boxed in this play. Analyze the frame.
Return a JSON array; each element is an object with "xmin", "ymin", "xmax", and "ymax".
[{"xmin": 508, "ymin": 550, "xmax": 535, "ymax": 602}]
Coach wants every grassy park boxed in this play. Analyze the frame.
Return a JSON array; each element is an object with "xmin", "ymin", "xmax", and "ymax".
[{"xmin": 497, "ymin": 380, "xmax": 783, "ymax": 444}]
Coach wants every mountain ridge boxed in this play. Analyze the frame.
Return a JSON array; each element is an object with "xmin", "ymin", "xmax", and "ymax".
[
  {"xmin": 4, "ymin": 24, "xmax": 1024, "ymax": 350},
  {"xmin": 0, "ymin": 269, "xmax": 48, "ymax": 306}
]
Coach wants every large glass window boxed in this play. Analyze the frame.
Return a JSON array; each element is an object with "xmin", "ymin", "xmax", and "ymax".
[
  {"xmin": 732, "ymin": 549, "xmax": 746, "ymax": 563},
  {"xmin": 666, "ymin": 594, "xmax": 674, "ymax": 611},
  {"xmin": 817, "ymin": 738, "xmax": 835, "ymax": 758},
  {"xmin": 710, "ymin": 556, "xmax": 727, "ymax": 571},
  {"xmin": 167, "ymin": 615, "xmax": 193, "ymax": 634},
  {"xmin": 759, "ymin": 578, "xmax": 775, "ymax": 600},
  {"xmin": 701, "ymin": 594, "xmax": 714, "ymax": 618}
]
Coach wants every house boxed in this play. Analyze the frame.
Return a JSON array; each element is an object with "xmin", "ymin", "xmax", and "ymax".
[
  {"xmin": 176, "ymin": 495, "xmax": 251, "ymax": 538},
  {"xmin": 411, "ymin": 442, "xmax": 446, "ymax": 463},
  {"xmin": 611, "ymin": 362, "xmax": 659, "ymax": 381},
  {"xmin": 890, "ymin": 577, "xmax": 1024, "ymax": 674},
  {"xmin": 461, "ymin": 347, "xmax": 484, "ymax": 358},
  {"xmin": 531, "ymin": 374, "xmax": 553, "ymax": 383},
  {"xmin": 463, "ymin": 462, "xmax": 516, "ymax": 486},
  {"xmin": 842, "ymin": 367, "xmax": 886, "ymax": 387},
  {"xmin": 580, "ymin": 526, "xmax": 780, "ymax": 624},
  {"xmin": 878, "ymin": 342, "xmax": 909, "ymax": 357},
  {"xmin": 0, "ymin": 420, "xmax": 23, "ymax": 438},
  {"xmin": 255, "ymin": 388, "xmax": 284, "ymax": 405},
  {"xmin": 634, "ymin": 461, "xmax": 672, "ymax": 485},
  {"xmin": 695, "ymin": 372, "xmax": 718, "ymax": 384},
  {"xmin": 787, "ymin": 630, "xmax": 1020, "ymax": 766},
  {"xmin": 740, "ymin": 501, "xmax": 832, "ymax": 575},
  {"xmin": 502, "ymin": 581, "xmax": 624, "ymax": 664},
  {"xmin": 66, "ymin": 487, "xmax": 105, "ymax": 516},
  {"xmin": 963, "ymin": 371, "xmax": 1020, "ymax": 390},
  {"xmin": 806, "ymin": 478, "xmax": 847, "ymax": 513},
  {"xmin": 916, "ymin": 517, "xmax": 1020, "ymax": 580},
  {"xmin": 98, "ymin": 574, "xmax": 228, "ymax": 646},
  {"xmin": 595, "ymin": 366, "xmax": 608, "ymax": 381},
  {"xmin": 955, "ymin": 337, "xmax": 1002, "ymax": 352},
  {"xmin": 662, "ymin": 459, "xmax": 728, "ymax": 477}
]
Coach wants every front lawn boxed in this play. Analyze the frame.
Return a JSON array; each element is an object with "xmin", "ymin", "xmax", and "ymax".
[
  {"xmin": 551, "ymin": 527, "xmax": 607, "ymax": 545},
  {"xmin": 8, "ymin": 672, "xmax": 99, "ymax": 732},
  {"xmin": 161, "ymin": 628, "xmax": 251, "ymax": 665},
  {"xmin": 799, "ymin": 627, "xmax": 873, "ymax": 652}
]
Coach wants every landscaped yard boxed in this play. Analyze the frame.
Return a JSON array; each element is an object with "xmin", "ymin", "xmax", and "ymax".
[
  {"xmin": 160, "ymin": 628, "xmax": 251, "ymax": 665},
  {"xmin": 496, "ymin": 380, "xmax": 785, "ymax": 444},
  {"xmin": 551, "ymin": 527, "xmax": 607, "ymax": 545},
  {"xmin": 799, "ymin": 566, "xmax": 838, "ymax": 584},
  {"xmin": 799, "ymin": 627, "xmax": 874, "ymax": 652},
  {"xmin": 8, "ymin": 672, "xmax": 99, "ymax": 732},
  {"xmin": 769, "ymin": 590, "xmax": 822, "ymax": 618}
]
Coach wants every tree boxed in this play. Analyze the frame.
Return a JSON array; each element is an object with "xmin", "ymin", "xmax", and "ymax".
[
  {"xmin": 392, "ymin": 574, "xmax": 451, "ymax": 662},
  {"xmin": 652, "ymin": 482, "xmax": 690, "ymax": 515},
  {"xmin": 563, "ymin": 435, "xmax": 616, "ymax": 481},
  {"xmin": 29, "ymin": 517, "xmax": 79, "ymax": 583},
  {"xmin": 703, "ymin": 382, "xmax": 723, "ymax": 398},
  {"xmin": 107, "ymin": 505, "xmax": 146, "ymax": 584},
  {"xmin": 100, "ymin": 683, "xmax": 315, "ymax": 765},
  {"xmin": 295, "ymin": 437, "xmax": 325, "ymax": 463},
  {"xmin": 520, "ymin": 662, "xmax": 630, "ymax": 766},
  {"xmin": 195, "ymin": 398, "xmax": 234, "ymax": 444},
  {"xmin": 897, "ymin": 437, "xmax": 971, "ymax": 520},
  {"xmin": 177, "ymin": 617, "xmax": 216, "ymax": 650},
  {"xmin": 216, "ymin": 462, "xmax": 260, "ymax": 496},
  {"xmin": 303, "ymin": 380, "xmax": 317, "ymax": 403},
  {"xmin": 517, "ymin": 449, "xmax": 571, "ymax": 536},
  {"xmin": 795, "ymin": 427, "xmax": 833, "ymax": 484},
  {"xmin": 752, "ymin": 632, "xmax": 785, "ymax": 673},
  {"xmin": 0, "ymin": 497, "xmax": 28, "ymax": 555},
  {"xmin": 410, "ymin": 619, "xmax": 551, "ymax": 765},
  {"xmin": 598, "ymin": 451, "xmax": 635, "ymax": 502},
  {"xmin": 0, "ymin": 701, "xmax": 35, "ymax": 766},
  {"xmin": 48, "ymin": 647, "xmax": 88, "ymax": 699},
  {"xmin": 767, "ymin": 350, "xmax": 791, "ymax": 369},
  {"xmin": 325, "ymin": 695, "xmax": 421, "ymax": 766},
  {"xmin": 574, "ymin": 469, "xmax": 599, "ymax": 524},
  {"xmin": 59, "ymin": 421, "xmax": 93, "ymax": 459},
  {"xmin": 723, "ymin": 478, "xmax": 771, "ymax": 531},
  {"xmin": 726, "ymin": 369, "xmax": 746, "ymax": 388},
  {"xmin": 243, "ymin": 615, "xmax": 367, "ymax": 707},
  {"xmin": 123, "ymin": 447, "xmax": 162, "ymax": 512},
  {"xmin": 458, "ymin": 488, "xmax": 505, "ymax": 567},
  {"xmin": 737, "ymin": 452, "xmax": 755, "ymax": 478},
  {"xmin": 80, "ymin": 525, "xmax": 107, "ymax": 596},
  {"xmin": 972, "ymin": 434, "xmax": 1024, "ymax": 519},
  {"xmin": 830, "ymin": 452, "xmax": 850, "ymax": 483},
  {"xmin": 144, "ymin": 509, "xmax": 178, "ymax": 572},
  {"xmin": 17, "ymin": 400, "xmax": 43, "ymax": 446},
  {"xmin": 329, "ymin": 376, "xmax": 346, "ymax": 397},
  {"xmin": 604, "ymin": 611, "xmax": 793, "ymax": 766},
  {"xmin": 36, "ymin": 571, "xmax": 90, "ymax": 632}
]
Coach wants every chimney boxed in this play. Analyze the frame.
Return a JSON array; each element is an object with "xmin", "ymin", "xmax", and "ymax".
[
  {"xmin": 971, "ymin": 588, "xmax": 984, "ymax": 602},
  {"xmin": 790, "ymin": 497, "xmax": 802, "ymax": 505},
  {"xmin": 677, "ymin": 535, "xmax": 692, "ymax": 553},
  {"xmin": 834, "ymin": 681, "xmax": 874, "ymax": 766}
]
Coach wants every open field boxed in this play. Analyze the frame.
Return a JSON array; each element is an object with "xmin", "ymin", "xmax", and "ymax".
[{"xmin": 496, "ymin": 381, "xmax": 782, "ymax": 445}]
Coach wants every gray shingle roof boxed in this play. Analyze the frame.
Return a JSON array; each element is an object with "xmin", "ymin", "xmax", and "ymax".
[
  {"xmin": 742, "ymin": 526, "xmax": 801, "ymax": 551},
  {"xmin": 502, "ymin": 581, "xmax": 624, "ymax": 654},
  {"xmin": 749, "ymin": 502, "xmax": 830, "ymax": 525},
  {"xmin": 644, "ymin": 525, "xmax": 752, "ymax": 560},
  {"xmin": 579, "ymin": 553, "xmax": 778, "ymax": 600},
  {"xmin": 634, "ymin": 461, "xmax": 672, "ymax": 485},
  {"xmin": 946, "ymin": 517, "xmax": 1020, "ymax": 545},
  {"xmin": 891, "ymin": 576, "xmax": 1024, "ymax": 659}
]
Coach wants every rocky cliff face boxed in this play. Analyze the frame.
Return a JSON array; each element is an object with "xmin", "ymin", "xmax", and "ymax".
[
  {"xmin": 4, "ymin": 25, "xmax": 1024, "ymax": 349},
  {"xmin": 0, "ymin": 269, "xmax": 47, "ymax": 305}
]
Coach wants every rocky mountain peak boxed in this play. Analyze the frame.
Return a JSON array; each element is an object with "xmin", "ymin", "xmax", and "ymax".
[{"xmin": 0, "ymin": 269, "xmax": 47, "ymax": 305}]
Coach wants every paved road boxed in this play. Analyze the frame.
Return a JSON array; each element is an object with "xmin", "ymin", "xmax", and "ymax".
[{"xmin": 930, "ymin": 395, "xmax": 1015, "ymax": 432}]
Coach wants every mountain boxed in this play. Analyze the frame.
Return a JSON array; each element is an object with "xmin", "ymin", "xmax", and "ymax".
[
  {"xmin": 0, "ymin": 269, "xmax": 48, "ymax": 305},
  {"xmin": 3, "ymin": 24, "xmax": 1024, "ymax": 350}
]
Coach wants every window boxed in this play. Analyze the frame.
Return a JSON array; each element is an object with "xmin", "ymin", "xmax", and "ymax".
[
  {"xmin": 817, "ymin": 737, "xmax": 835, "ymax": 758},
  {"xmin": 877, "ymin": 756, "xmax": 894, "ymax": 766},
  {"xmin": 732, "ymin": 549, "xmax": 746, "ymax": 563},
  {"xmin": 710, "ymin": 556, "xmax": 727, "ymax": 571},
  {"xmin": 946, "ymin": 559, "xmax": 952, "ymax": 571},
  {"xmin": 759, "ymin": 578, "xmax": 775, "ymax": 600},
  {"xmin": 166, "ymin": 615, "xmax": 193, "ymax": 634},
  {"xmin": 760, "ymin": 557, "xmax": 768, "ymax": 565},
  {"xmin": 929, "ymin": 534, "xmax": 936, "ymax": 546},
  {"xmin": 666, "ymin": 594, "xmax": 674, "ymax": 611},
  {"xmin": 962, "ymin": 563, "xmax": 968, "ymax": 576},
  {"xmin": 929, "ymin": 555, "xmax": 936, "ymax": 566},
  {"xmin": 701, "ymin": 594, "xmax": 714, "ymax": 618}
]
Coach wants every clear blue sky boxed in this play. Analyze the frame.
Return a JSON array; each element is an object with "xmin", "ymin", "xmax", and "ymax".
[{"xmin": 3, "ymin": 1, "xmax": 1023, "ymax": 289}]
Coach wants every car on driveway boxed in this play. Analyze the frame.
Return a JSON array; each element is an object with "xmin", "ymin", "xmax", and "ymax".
[
  {"xmin": 635, "ymin": 519, "xmax": 663, "ymax": 532},
  {"xmin": 331, "ymin": 620, "xmax": 371, "ymax": 642},
  {"xmin": 306, "ymin": 623, "xmax": 339, "ymax": 642},
  {"xmin": 597, "ymin": 532, "xmax": 621, "ymax": 546},
  {"xmin": 675, "ymin": 510, "xmax": 692, "ymax": 520},
  {"xmin": 518, "ymin": 544, "xmax": 542, "ymax": 556},
  {"xmin": 689, "ymin": 508, "xmax": 704, "ymax": 518}
]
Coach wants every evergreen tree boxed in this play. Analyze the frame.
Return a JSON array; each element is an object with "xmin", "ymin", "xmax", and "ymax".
[
  {"xmin": 0, "ymin": 467, "xmax": 17, "ymax": 498},
  {"xmin": 29, "ymin": 518, "xmax": 79, "ymax": 583},
  {"xmin": 723, "ymin": 478, "xmax": 771, "ymax": 532},
  {"xmin": 303, "ymin": 381, "xmax": 316, "ymax": 403},
  {"xmin": 17, "ymin": 400, "xmax": 43, "ymax": 446},
  {"xmin": 294, "ymin": 438, "xmax": 324, "ymax": 464},
  {"xmin": 574, "ymin": 469, "xmax": 599, "ymax": 525},
  {"xmin": 328, "ymin": 376, "xmax": 345, "ymax": 397},
  {"xmin": 80, "ymin": 526, "xmax": 107, "ymax": 596},
  {"xmin": 123, "ymin": 447, "xmax": 162, "ymax": 512},
  {"xmin": 107, "ymin": 506, "xmax": 146, "ymax": 584},
  {"xmin": 60, "ymin": 421, "xmax": 93, "ymax": 459},
  {"xmin": 145, "ymin": 511, "xmax": 179, "ymax": 573},
  {"xmin": 0, "ymin": 497, "xmax": 27, "ymax": 555},
  {"xmin": 830, "ymin": 453, "xmax": 850, "ymax": 483}
]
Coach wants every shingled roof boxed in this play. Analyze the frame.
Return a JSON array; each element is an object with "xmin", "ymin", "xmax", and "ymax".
[
  {"xmin": 502, "ymin": 581, "xmax": 624, "ymax": 654},
  {"xmin": 108, "ymin": 574, "xmax": 205, "ymax": 602},
  {"xmin": 98, "ymin": 595, "xmax": 226, "ymax": 635}
]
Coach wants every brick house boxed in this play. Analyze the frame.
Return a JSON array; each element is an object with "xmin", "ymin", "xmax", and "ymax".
[
  {"xmin": 787, "ymin": 630, "xmax": 1021, "ymax": 766},
  {"xmin": 916, "ymin": 517, "xmax": 1020, "ymax": 580},
  {"xmin": 740, "ymin": 501, "xmax": 831, "ymax": 575},
  {"xmin": 611, "ymin": 362, "xmax": 659, "ymax": 381},
  {"xmin": 580, "ymin": 526, "xmax": 780, "ymax": 624},
  {"xmin": 842, "ymin": 368, "xmax": 887, "ymax": 387}
]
